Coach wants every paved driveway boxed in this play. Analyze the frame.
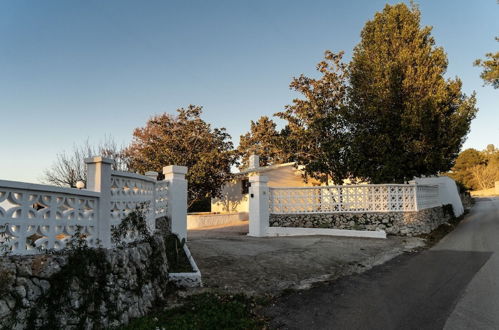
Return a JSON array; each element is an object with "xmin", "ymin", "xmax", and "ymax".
[{"xmin": 187, "ymin": 221, "xmax": 423, "ymax": 296}]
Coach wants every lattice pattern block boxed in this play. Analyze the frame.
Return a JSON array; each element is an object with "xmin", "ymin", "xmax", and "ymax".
[
  {"xmin": 154, "ymin": 181, "xmax": 169, "ymax": 218},
  {"xmin": 110, "ymin": 174, "xmax": 155, "ymax": 227},
  {"xmin": 269, "ymin": 184, "xmax": 427, "ymax": 214},
  {"xmin": 0, "ymin": 187, "xmax": 97, "ymax": 254}
]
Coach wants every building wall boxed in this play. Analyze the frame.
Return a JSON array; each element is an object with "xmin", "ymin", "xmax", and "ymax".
[{"xmin": 211, "ymin": 166, "xmax": 318, "ymax": 213}]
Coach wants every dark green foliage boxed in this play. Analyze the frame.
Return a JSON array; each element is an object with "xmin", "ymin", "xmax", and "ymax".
[
  {"xmin": 276, "ymin": 51, "xmax": 352, "ymax": 184},
  {"xmin": 27, "ymin": 227, "xmax": 113, "ymax": 329},
  {"xmin": 112, "ymin": 205, "xmax": 151, "ymax": 246},
  {"xmin": 238, "ymin": 116, "xmax": 292, "ymax": 169},
  {"xmin": 348, "ymin": 3, "xmax": 477, "ymax": 183},
  {"xmin": 119, "ymin": 292, "xmax": 265, "ymax": 330},
  {"xmin": 474, "ymin": 37, "xmax": 499, "ymax": 89},
  {"xmin": 188, "ymin": 197, "xmax": 211, "ymax": 213},
  {"xmin": 164, "ymin": 234, "xmax": 193, "ymax": 273}
]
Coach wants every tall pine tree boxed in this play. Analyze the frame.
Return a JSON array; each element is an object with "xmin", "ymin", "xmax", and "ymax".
[{"xmin": 348, "ymin": 3, "xmax": 478, "ymax": 183}]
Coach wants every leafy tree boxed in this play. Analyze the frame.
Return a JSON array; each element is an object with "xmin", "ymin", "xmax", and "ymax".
[
  {"xmin": 448, "ymin": 148, "xmax": 485, "ymax": 189},
  {"xmin": 474, "ymin": 37, "xmax": 499, "ymax": 89},
  {"xmin": 348, "ymin": 3, "xmax": 478, "ymax": 183},
  {"xmin": 43, "ymin": 138, "xmax": 128, "ymax": 188},
  {"xmin": 125, "ymin": 105, "xmax": 236, "ymax": 207},
  {"xmin": 237, "ymin": 116, "xmax": 289, "ymax": 169},
  {"xmin": 276, "ymin": 51, "xmax": 351, "ymax": 184}
]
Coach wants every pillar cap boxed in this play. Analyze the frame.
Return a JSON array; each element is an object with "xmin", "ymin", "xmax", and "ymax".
[
  {"xmin": 163, "ymin": 165, "xmax": 188, "ymax": 175},
  {"xmin": 84, "ymin": 156, "xmax": 115, "ymax": 165}
]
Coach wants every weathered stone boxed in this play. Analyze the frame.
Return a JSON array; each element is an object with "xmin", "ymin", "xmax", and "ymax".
[
  {"xmin": 0, "ymin": 230, "xmax": 180, "ymax": 328},
  {"xmin": 16, "ymin": 260, "xmax": 32, "ymax": 277},
  {"xmin": 14, "ymin": 285, "xmax": 26, "ymax": 298},
  {"xmin": 0, "ymin": 300, "xmax": 10, "ymax": 318},
  {"xmin": 269, "ymin": 205, "xmax": 451, "ymax": 236}
]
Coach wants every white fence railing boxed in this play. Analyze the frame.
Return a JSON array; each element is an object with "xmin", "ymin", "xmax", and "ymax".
[
  {"xmin": 0, "ymin": 157, "xmax": 187, "ymax": 255},
  {"xmin": 0, "ymin": 180, "xmax": 100, "ymax": 254},
  {"xmin": 268, "ymin": 184, "xmax": 440, "ymax": 214}
]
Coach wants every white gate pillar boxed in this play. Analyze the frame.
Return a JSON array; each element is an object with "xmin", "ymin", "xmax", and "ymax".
[
  {"xmin": 163, "ymin": 165, "xmax": 188, "ymax": 241},
  {"xmin": 85, "ymin": 156, "xmax": 114, "ymax": 248},
  {"xmin": 248, "ymin": 174, "xmax": 269, "ymax": 237}
]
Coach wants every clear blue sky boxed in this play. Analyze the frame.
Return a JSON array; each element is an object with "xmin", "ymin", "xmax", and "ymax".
[{"xmin": 1, "ymin": 0, "xmax": 498, "ymax": 183}]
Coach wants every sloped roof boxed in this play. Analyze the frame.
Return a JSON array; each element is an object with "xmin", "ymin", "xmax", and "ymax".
[{"xmin": 236, "ymin": 162, "xmax": 298, "ymax": 175}]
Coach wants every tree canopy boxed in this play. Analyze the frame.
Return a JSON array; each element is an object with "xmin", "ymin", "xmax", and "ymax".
[
  {"xmin": 449, "ymin": 145, "xmax": 499, "ymax": 190},
  {"xmin": 348, "ymin": 3, "xmax": 478, "ymax": 183},
  {"xmin": 125, "ymin": 105, "xmax": 236, "ymax": 206},
  {"xmin": 474, "ymin": 37, "xmax": 499, "ymax": 89},
  {"xmin": 237, "ymin": 116, "xmax": 288, "ymax": 169},
  {"xmin": 276, "ymin": 51, "xmax": 351, "ymax": 184}
]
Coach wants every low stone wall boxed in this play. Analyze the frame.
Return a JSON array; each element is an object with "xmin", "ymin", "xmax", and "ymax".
[
  {"xmin": 269, "ymin": 205, "xmax": 453, "ymax": 236},
  {"xmin": 0, "ymin": 233, "xmax": 172, "ymax": 329}
]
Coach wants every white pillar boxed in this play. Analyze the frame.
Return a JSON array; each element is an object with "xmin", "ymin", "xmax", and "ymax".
[
  {"xmin": 163, "ymin": 165, "xmax": 188, "ymax": 241},
  {"xmin": 248, "ymin": 154, "xmax": 260, "ymax": 169},
  {"xmin": 85, "ymin": 156, "xmax": 114, "ymax": 248},
  {"xmin": 145, "ymin": 171, "xmax": 158, "ymax": 180},
  {"xmin": 248, "ymin": 174, "xmax": 269, "ymax": 237}
]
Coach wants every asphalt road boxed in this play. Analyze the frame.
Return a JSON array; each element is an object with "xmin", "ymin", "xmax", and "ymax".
[{"xmin": 265, "ymin": 197, "xmax": 499, "ymax": 330}]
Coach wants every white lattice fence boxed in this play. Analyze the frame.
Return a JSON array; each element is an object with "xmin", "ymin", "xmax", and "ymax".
[
  {"xmin": 0, "ymin": 180, "xmax": 100, "ymax": 255},
  {"xmin": 110, "ymin": 171, "xmax": 157, "ymax": 229},
  {"xmin": 154, "ymin": 180, "xmax": 169, "ymax": 218},
  {"xmin": 269, "ymin": 184, "xmax": 440, "ymax": 214},
  {"xmin": 0, "ymin": 158, "xmax": 187, "ymax": 255}
]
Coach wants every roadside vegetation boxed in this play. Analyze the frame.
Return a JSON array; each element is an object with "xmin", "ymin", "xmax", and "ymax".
[
  {"xmin": 119, "ymin": 292, "xmax": 267, "ymax": 330},
  {"xmin": 447, "ymin": 144, "xmax": 499, "ymax": 192}
]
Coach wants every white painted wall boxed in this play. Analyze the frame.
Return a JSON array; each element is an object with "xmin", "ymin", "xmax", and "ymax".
[
  {"xmin": 412, "ymin": 176, "xmax": 464, "ymax": 217},
  {"xmin": 211, "ymin": 165, "xmax": 318, "ymax": 213}
]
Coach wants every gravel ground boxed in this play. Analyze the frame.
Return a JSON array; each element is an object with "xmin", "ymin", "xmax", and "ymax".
[{"xmin": 187, "ymin": 221, "xmax": 424, "ymax": 296}]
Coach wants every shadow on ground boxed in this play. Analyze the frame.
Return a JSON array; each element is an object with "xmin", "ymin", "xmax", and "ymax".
[{"xmin": 264, "ymin": 249, "xmax": 492, "ymax": 330}]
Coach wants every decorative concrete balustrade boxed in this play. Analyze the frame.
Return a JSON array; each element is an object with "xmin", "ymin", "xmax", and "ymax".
[
  {"xmin": 0, "ymin": 157, "xmax": 188, "ymax": 255},
  {"xmin": 268, "ymin": 184, "xmax": 440, "ymax": 214},
  {"xmin": 248, "ymin": 176, "xmax": 442, "ymax": 238}
]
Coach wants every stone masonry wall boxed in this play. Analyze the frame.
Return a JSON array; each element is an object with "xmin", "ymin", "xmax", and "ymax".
[
  {"xmin": 0, "ymin": 232, "xmax": 171, "ymax": 329},
  {"xmin": 269, "ymin": 205, "xmax": 453, "ymax": 236}
]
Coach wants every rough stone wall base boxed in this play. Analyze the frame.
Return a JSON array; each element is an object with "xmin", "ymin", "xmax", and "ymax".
[
  {"xmin": 269, "ymin": 206, "xmax": 452, "ymax": 236},
  {"xmin": 0, "ymin": 233, "xmax": 172, "ymax": 329}
]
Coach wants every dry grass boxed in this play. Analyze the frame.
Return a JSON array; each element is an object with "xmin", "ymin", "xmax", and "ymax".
[{"xmin": 471, "ymin": 187, "xmax": 499, "ymax": 197}]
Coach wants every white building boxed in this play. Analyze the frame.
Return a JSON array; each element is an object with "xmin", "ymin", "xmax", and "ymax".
[{"xmin": 211, "ymin": 155, "xmax": 320, "ymax": 216}]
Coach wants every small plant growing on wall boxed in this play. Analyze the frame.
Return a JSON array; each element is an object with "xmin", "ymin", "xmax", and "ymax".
[
  {"xmin": 111, "ymin": 204, "xmax": 151, "ymax": 246},
  {"xmin": 0, "ymin": 223, "xmax": 11, "ymax": 256}
]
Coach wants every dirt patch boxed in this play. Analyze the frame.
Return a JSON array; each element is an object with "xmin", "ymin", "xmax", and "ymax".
[{"xmin": 187, "ymin": 223, "xmax": 424, "ymax": 296}]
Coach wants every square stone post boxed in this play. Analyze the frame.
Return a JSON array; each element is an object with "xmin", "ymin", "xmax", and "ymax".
[
  {"xmin": 163, "ymin": 165, "xmax": 188, "ymax": 241},
  {"xmin": 248, "ymin": 174, "xmax": 269, "ymax": 237},
  {"xmin": 85, "ymin": 156, "xmax": 114, "ymax": 248}
]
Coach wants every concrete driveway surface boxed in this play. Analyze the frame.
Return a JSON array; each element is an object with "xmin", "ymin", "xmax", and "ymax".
[
  {"xmin": 187, "ymin": 221, "xmax": 423, "ymax": 296},
  {"xmin": 264, "ymin": 197, "xmax": 499, "ymax": 330}
]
